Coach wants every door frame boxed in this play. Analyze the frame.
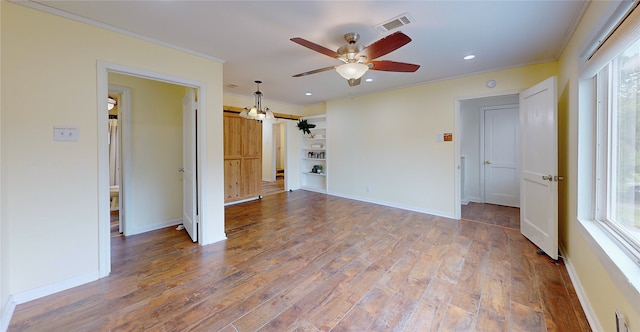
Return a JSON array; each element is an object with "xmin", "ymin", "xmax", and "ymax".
[
  {"xmin": 454, "ymin": 90, "xmax": 522, "ymax": 219},
  {"xmin": 97, "ymin": 62, "xmax": 208, "ymax": 277},
  {"xmin": 272, "ymin": 121, "xmax": 286, "ymax": 182},
  {"xmin": 108, "ymin": 85, "xmax": 130, "ymax": 235},
  {"xmin": 481, "ymin": 104, "xmax": 520, "ymax": 206}
]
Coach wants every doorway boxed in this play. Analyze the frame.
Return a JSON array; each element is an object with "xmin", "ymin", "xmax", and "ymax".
[
  {"xmin": 261, "ymin": 120, "xmax": 287, "ymax": 196},
  {"xmin": 98, "ymin": 62, "xmax": 208, "ymax": 277},
  {"xmin": 457, "ymin": 94, "xmax": 520, "ymax": 220},
  {"xmin": 107, "ymin": 88, "xmax": 125, "ymax": 236}
]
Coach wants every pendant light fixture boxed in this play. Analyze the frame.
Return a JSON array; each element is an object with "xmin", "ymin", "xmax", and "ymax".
[{"xmin": 240, "ymin": 80, "xmax": 274, "ymax": 120}]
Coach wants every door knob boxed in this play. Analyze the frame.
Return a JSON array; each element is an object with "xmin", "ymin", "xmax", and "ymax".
[
  {"xmin": 542, "ymin": 175, "xmax": 552, "ymax": 181},
  {"xmin": 485, "ymin": 160, "xmax": 491, "ymax": 164},
  {"xmin": 178, "ymin": 168, "xmax": 185, "ymax": 173}
]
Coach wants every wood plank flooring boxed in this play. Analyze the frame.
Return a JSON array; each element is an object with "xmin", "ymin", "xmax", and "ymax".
[
  {"xmin": 461, "ymin": 202, "xmax": 520, "ymax": 229},
  {"xmin": 9, "ymin": 190, "xmax": 590, "ymax": 331},
  {"xmin": 261, "ymin": 177, "xmax": 285, "ymax": 196}
]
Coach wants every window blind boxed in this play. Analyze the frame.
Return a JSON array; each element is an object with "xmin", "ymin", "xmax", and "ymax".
[{"xmin": 581, "ymin": 1, "xmax": 640, "ymax": 79}]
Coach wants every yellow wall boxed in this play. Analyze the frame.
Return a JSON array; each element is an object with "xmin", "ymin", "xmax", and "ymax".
[
  {"xmin": 327, "ymin": 63, "xmax": 557, "ymax": 216},
  {"xmin": 0, "ymin": 0, "xmax": 5, "ymax": 318},
  {"xmin": 109, "ymin": 73, "xmax": 186, "ymax": 234},
  {"xmin": 223, "ymin": 93, "xmax": 305, "ymax": 116},
  {"xmin": 0, "ymin": 1, "xmax": 224, "ymax": 305},
  {"xmin": 1, "ymin": 1, "xmax": 638, "ymax": 330},
  {"xmin": 558, "ymin": 1, "xmax": 639, "ymax": 331},
  {"xmin": 302, "ymin": 102, "xmax": 327, "ymax": 117}
]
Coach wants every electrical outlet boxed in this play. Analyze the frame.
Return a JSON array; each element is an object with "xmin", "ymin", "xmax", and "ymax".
[{"xmin": 53, "ymin": 126, "xmax": 79, "ymax": 142}]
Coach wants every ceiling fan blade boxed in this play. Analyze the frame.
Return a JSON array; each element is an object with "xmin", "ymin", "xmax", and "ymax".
[
  {"xmin": 292, "ymin": 65, "xmax": 337, "ymax": 77},
  {"xmin": 368, "ymin": 60, "xmax": 420, "ymax": 72},
  {"xmin": 290, "ymin": 37, "xmax": 342, "ymax": 59},
  {"xmin": 358, "ymin": 31, "xmax": 412, "ymax": 61}
]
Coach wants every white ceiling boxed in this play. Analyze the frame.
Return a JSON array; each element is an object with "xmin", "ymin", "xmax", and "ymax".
[{"xmin": 26, "ymin": 0, "xmax": 587, "ymax": 106}]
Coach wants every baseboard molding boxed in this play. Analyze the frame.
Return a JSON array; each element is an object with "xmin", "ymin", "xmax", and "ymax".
[
  {"xmin": 1, "ymin": 271, "xmax": 100, "ymax": 332},
  {"xmin": 125, "ymin": 218, "xmax": 183, "ymax": 236},
  {"xmin": 224, "ymin": 197, "xmax": 260, "ymax": 206},
  {"xmin": 327, "ymin": 191, "xmax": 454, "ymax": 219},
  {"xmin": 1, "ymin": 297, "xmax": 17, "ymax": 332},
  {"xmin": 559, "ymin": 244, "xmax": 603, "ymax": 332}
]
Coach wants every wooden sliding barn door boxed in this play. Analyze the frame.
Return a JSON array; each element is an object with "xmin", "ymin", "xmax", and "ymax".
[{"xmin": 224, "ymin": 113, "xmax": 262, "ymax": 203}]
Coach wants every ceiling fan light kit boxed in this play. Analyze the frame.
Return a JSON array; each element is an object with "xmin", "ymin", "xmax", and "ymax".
[
  {"xmin": 291, "ymin": 31, "xmax": 420, "ymax": 87},
  {"xmin": 335, "ymin": 62, "xmax": 369, "ymax": 80}
]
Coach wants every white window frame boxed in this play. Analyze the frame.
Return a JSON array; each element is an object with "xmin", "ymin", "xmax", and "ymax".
[
  {"xmin": 594, "ymin": 62, "xmax": 640, "ymax": 265},
  {"xmin": 576, "ymin": 1, "xmax": 640, "ymax": 314}
]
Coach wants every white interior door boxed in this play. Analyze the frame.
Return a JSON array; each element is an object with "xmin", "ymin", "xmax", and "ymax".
[
  {"xmin": 484, "ymin": 106, "xmax": 520, "ymax": 207},
  {"xmin": 519, "ymin": 76, "xmax": 558, "ymax": 260},
  {"xmin": 182, "ymin": 89, "xmax": 197, "ymax": 242}
]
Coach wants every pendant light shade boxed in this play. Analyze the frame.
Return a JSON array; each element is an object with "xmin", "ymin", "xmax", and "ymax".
[
  {"xmin": 241, "ymin": 81, "xmax": 274, "ymax": 120},
  {"xmin": 335, "ymin": 62, "xmax": 369, "ymax": 80}
]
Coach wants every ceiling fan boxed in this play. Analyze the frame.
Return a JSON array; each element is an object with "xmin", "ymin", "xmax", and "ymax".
[{"xmin": 290, "ymin": 31, "xmax": 420, "ymax": 87}]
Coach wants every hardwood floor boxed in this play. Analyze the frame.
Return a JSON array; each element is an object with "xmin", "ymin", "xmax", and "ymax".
[
  {"xmin": 262, "ymin": 177, "xmax": 285, "ymax": 196},
  {"xmin": 9, "ymin": 191, "xmax": 590, "ymax": 331},
  {"xmin": 461, "ymin": 202, "xmax": 520, "ymax": 229}
]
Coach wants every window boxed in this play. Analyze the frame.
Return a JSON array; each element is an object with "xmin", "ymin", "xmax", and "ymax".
[{"xmin": 595, "ymin": 36, "xmax": 640, "ymax": 264}]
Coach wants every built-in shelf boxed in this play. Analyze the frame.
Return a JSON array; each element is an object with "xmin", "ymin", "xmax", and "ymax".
[
  {"xmin": 304, "ymin": 172, "xmax": 326, "ymax": 176},
  {"xmin": 300, "ymin": 114, "xmax": 327, "ymax": 193}
]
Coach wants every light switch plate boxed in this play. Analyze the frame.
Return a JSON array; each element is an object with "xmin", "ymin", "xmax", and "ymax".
[{"xmin": 53, "ymin": 126, "xmax": 79, "ymax": 142}]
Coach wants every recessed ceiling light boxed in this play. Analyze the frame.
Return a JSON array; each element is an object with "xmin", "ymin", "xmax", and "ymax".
[
  {"xmin": 305, "ymin": 92, "xmax": 312, "ymax": 96},
  {"xmin": 463, "ymin": 55, "xmax": 476, "ymax": 60},
  {"xmin": 365, "ymin": 78, "xmax": 373, "ymax": 82}
]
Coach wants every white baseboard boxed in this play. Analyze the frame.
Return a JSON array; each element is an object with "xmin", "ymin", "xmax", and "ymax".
[
  {"xmin": 559, "ymin": 244, "xmax": 603, "ymax": 332},
  {"xmin": 327, "ymin": 191, "xmax": 455, "ymax": 219},
  {"xmin": 1, "ymin": 271, "xmax": 100, "ymax": 332},
  {"xmin": 224, "ymin": 197, "xmax": 261, "ymax": 206},
  {"xmin": 125, "ymin": 218, "xmax": 183, "ymax": 236},
  {"xmin": 1, "ymin": 297, "xmax": 17, "ymax": 332}
]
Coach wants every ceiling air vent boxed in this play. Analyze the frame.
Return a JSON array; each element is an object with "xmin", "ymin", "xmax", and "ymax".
[{"xmin": 374, "ymin": 13, "xmax": 414, "ymax": 33}]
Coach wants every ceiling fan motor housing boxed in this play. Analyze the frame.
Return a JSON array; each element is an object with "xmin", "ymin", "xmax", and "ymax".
[{"xmin": 338, "ymin": 33, "xmax": 364, "ymax": 62}]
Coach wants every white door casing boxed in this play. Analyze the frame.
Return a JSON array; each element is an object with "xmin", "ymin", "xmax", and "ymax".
[
  {"xmin": 484, "ymin": 106, "xmax": 520, "ymax": 207},
  {"xmin": 519, "ymin": 76, "xmax": 558, "ymax": 260},
  {"xmin": 182, "ymin": 89, "xmax": 198, "ymax": 242}
]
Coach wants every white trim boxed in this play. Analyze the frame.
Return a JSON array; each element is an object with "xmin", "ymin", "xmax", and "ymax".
[
  {"xmin": 0, "ymin": 272, "xmax": 100, "ymax": 332},
  {"xmin": 109, "ymin": 85, "xmax": 131, "ymax": 236},
  {"xmin": 10, "ymin": 272, "xmax": 100, "ymax": 305},
  {"xmin": 454, "ymin": 89, "xmax": 523, "ymax": 220},
  {"xmin": 11, "ymin": 0, "xmax": 225, "ymax": 64},
  {"xmin": 559, "ymin": 243, "xmax": 604, "ymax": 332},
  {"xmin": 124, "ymin": 218, "xmax": 184, "ymax": 236},
  {"xmin": 328, "ymin": 191, "xmax": 454, "ymax": 219},
  {"xmin": 97, "ymin": 63, "xmax": 111, "ymax": 278},
  {"xmin": 0, "ymin": 298, "xmax": 16, "ymax": 332},
  {"xmin": 97, "ymin": 61, "xmax": 212, "ymax": 280},
  {"xmin": 454, "ymin": 97, "xmax": 462, "ymax": 219},
  {"xmin": 224, "ymin": 197, "xmax": 261, "ymax": 206},
  {"xmin": 577, "ymin": 218, "xmax": 640, "ymax": 312}
]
